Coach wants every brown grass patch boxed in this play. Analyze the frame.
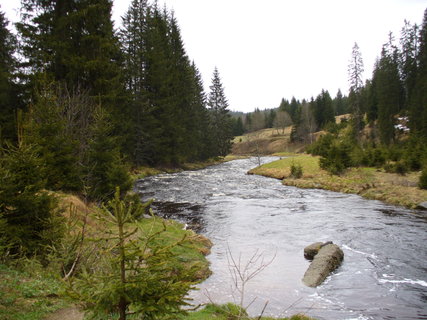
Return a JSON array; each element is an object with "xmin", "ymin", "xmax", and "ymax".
[{"xmin": 249, "ymin": 154, "xmax": 427, "ymax": 209}]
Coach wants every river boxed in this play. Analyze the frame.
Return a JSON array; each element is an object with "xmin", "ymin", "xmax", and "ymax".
[{"xmin": 135, "ymin": 157, "xmax": 427, "ymax": 320}]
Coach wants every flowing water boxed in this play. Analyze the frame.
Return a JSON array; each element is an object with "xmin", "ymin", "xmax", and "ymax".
[{"xmin": 135, "ymin": 157, "xmax": 427, "ymax": 320}]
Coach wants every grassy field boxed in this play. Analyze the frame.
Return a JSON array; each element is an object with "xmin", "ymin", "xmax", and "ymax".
[{"xmin": 249, "ymin": 153, "xmax": 427, "ymax": 209}]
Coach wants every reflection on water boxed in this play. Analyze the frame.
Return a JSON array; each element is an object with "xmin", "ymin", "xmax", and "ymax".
[{"xmin": 136, "ymin": 157, "xmax": 427, "ymax": 320}]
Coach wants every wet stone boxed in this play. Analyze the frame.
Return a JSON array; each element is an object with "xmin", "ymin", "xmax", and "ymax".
[
  {"xmin": 416, "ymin": 201, "xmax": 427, "ymax": 210},
  {"xmin": 304, "ymin": 242, "xmax": 324, "ymax": 260},
  {"xmin": 302, "ymin": 243, "xmax": 344, "ymax": 287}
]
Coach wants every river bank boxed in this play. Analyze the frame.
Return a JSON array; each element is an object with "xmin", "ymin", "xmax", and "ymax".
[
  {"xmin": 248, "ymin": 153, "xmax": 427, "ymax": 209},
  {"xmin": 131, "ymin": 155, "xmax": 246, "ymax": 180}
]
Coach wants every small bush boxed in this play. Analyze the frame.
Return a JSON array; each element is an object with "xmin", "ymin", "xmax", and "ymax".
[
  {"xmin": 306, "ymin": 133, "xmax": 334, "ymax": 157},
  {"xmin": 384, "ymin": 161, "xmax": 408, "ymax": 175},
  {"xmin": 290, "ymin": 162, "xmax": 303, "ymax": 178},
  {"xmin": 419, "ymin": 167, "xmax": 427, "ymax": 189},
  {"xmin": 319, "ymin": 141, "xmax": 353, "ymax": 175},
  {"xmin": 357, "ymin": 146, "xmax": 386, "ymax": 167}
]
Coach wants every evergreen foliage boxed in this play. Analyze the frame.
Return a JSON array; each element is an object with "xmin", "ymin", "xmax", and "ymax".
[
  {"xmin": 348, "ymin": 42, "xmax": 365, "ymax": 134},
  {"xmin": 0, "ymin": 10, "xmax": 21, "ymax": 143},
  {"xmin": 17, "ymin": 0, "xmax": 123, "ymax": 103},
  {"xmin": 333, "ymin": 89, "xmax": 348, "ymax": 116},
  {"xmin": 290, "ymin": 162, "xmax": 303, "ymax": 179},
  {"xmin": 0, "ymin": 143, "xmax": 61, "ymax": 257},
  {"xmin": 375, "ymin": 35, "xmax": 404, "ymax": 145},
  {"xmin": 25, "ymin": 80, "xmax": 82, "ymax": 191},
  {"xmin": 419, "ymin": 166, "xmax": 427, "ymax": 189},
  {"xmin": 232, "ymin": 116, "xmax": 245, "ymax": 136},
  {"xmin": 410, "ymin": 9, "xmax": 427, "ymax": 139},
  {"xmin": 83, "ymin": 107, "xmax": 132, "ymax": 201},
  {"xmin": 67, "ymin": 189, "xmax": 198, "ymax": 320},
  {"xmin": 207, "ymin": 67, "xmax": 233, "ymax": 156},
  {"xmin": 312, "ymin": 90, "xmax": 335, "ymax": 130},
  {"xmin": 119, "ymin": 2, "xmax": 217, "ymax": 164}
]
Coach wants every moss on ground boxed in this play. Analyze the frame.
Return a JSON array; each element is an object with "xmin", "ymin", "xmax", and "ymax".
[{"xmin": 249, "ymin": 154, "xmax": 427, "ymax": 209}]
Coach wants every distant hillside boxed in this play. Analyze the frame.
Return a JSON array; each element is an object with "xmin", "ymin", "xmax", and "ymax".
[
  {"xmin": 231, "ymin": 114, "xmax": 351, "ymax": 155},
  {"xmin": 231, "ymin": 126, "xmax": 297, "ymax": 155}
]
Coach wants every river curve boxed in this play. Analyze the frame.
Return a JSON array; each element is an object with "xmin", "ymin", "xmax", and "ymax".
[{"xmin": 135, "ymin": 157, "xmax": 427, "ymax": 320}]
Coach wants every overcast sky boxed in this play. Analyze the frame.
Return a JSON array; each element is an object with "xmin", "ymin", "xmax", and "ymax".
[{"xmin": 2, "ymin": 1, "xmax": 426, "ymax": 112}]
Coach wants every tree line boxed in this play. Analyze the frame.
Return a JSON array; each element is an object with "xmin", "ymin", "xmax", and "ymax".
[
  {"xmin": 230, "ymin": 89, "xmax": 349, "ymax": 140},
  {"xmin": 230, "ymin": 9, "xmax": 427, "ymax": 186},
  {"xmin": 0, "ymin": 0, "xmax": 234, "ymax": 261},
  {"xmin": 0, "ymin": 0, "xmax": 233, "ymax": 201},
  {"xmin": 308, "ymin": 10, "xmax": 427, "ymax": 182}
]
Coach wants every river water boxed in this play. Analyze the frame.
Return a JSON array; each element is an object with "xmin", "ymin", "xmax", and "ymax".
[{"xmin": 135, "ymin": 157, "xmax": 427, "ymax": 320}]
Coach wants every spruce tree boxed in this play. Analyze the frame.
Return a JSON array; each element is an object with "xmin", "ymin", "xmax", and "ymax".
[
  {"xmin": 25, "ymin": 81, "xmax": 82, "ymax": 192},
  {"xmin": 333, "ymin": 89, "xmax": 347, "ymax": 116},
  {"xmin": 84, "ymin": 106, "xmax": 132, "ymax": 201},
  {"xmin": 120, "ymin": 0, "xmax": 152, "ymax": 165},
  {"xmin": 366, "ymin": 69, "xmax": 379, "ymax": 124},
  {"xmin": 348, "ymin": 42, "xmax": 365, "ymax": 134},
  {"xmin": 288, "ymin": 97, "xmax": 299, "ymax": 123},
  {"xmin": 188, "ymin": 62, "xmax": 212, "ymax": 160},
  {"xmin": 400, "ymin": 20, "xmax": 419, "ymax": 111},
  {"xmin": 0, "ymin": 10, "xmax": 20, "ymax": 143},
  {"xmin": 142, "ymin": 6, "xmax": 183, "ymax": 164},
  {"xmin": 0, "ymin": 143, "xmax": 60, "ymax": 257},
  {"xmin": 18, "ymin": 0, "xmax": 123, "ymax": 101},
  {"xmin": 67, "ymin": 189, "xmax": 199, "ymax": 320},
  {"xmin": 207, "ymin": 67, "xmax": 233, "ymax": 157},
  {"xmin": 313, "ymin": 90, "xmax": 334, "ymax": 130},
  {"xmin": 278, "ymin": 98, "xmax": 290, "ymax": 112},
  {"xmin": 410, "ymin": 9, "xmax": 427, "ymax": 139},
  {"xmin": 376, "ymin": 34, "xmax": 404, "ymax": 145},
  {"xmin": 17, "ymin": 0, "xmax": 128, "ymax": 147}
]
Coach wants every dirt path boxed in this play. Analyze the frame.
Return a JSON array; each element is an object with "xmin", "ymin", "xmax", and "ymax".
[{"xmin": 44, "ymin": 307, "xmax": 84, "ymax": 320}]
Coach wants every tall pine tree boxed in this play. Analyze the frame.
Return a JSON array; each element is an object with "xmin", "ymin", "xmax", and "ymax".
[
  {"xmin": 0, "ymin": 9, "xmax": 21, "ymax": 143},
  {"xmin": 348, "ymin": 42, "xmax": 365, "ymax": 134},
  {"xmin": 410, "ymin": 9, "xmax": 427, "ymax": 139},
  {"xmin": 375, "ymin": 34, "xmax": 404, "ymax": 145},
  {"xmin": 207, "ymin": 67, "xmax": 233, "ymax": 156}
]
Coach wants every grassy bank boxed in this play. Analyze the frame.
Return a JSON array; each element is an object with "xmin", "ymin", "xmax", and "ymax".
[
  {"xmin": 249, "ymin": 153, "xmax": 427, "ymax": 209},
  {"xmin": 0, "ymin": 192, "xmax": 213, "ymax": 320},
  {"xmin": 180, "ymin": 303, "xmax": 314, "ymax": 320},
  {"xmin": 58, "ymin": 193, "xmax": 213, "ymax": 280}
]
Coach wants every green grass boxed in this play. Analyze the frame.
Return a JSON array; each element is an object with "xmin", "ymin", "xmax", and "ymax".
[
  {"xmin": 0, "ymin": 263, "xmax": 68, "ymax": 320},
  {"xmin": 180, "ymin": 303, "xmax": 315, "ymax": 320},
  {"xmin": 249, "ymin": 154, "xmax": 320, "ymax": 179},
  {"xmin": 137, "ymin": 217, "xmax": 212, "ymax": 279}
]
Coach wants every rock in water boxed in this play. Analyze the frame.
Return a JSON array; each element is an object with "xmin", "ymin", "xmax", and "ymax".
[
  {"xmin": 416, "ymin": 201, "xmax": 427, "ymax": 210},
  {"xmin": 303, "ymin": 242, "xmax": 323, "ymax": 260},
  {"xmin": 302, "ymin": 243, "xmax": 344, "ymax": 287}
]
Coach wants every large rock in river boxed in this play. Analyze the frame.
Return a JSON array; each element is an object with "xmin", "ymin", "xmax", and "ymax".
[{"xmin": 302, "ymin": 243, "xmax": 344, "ymax": 287}]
